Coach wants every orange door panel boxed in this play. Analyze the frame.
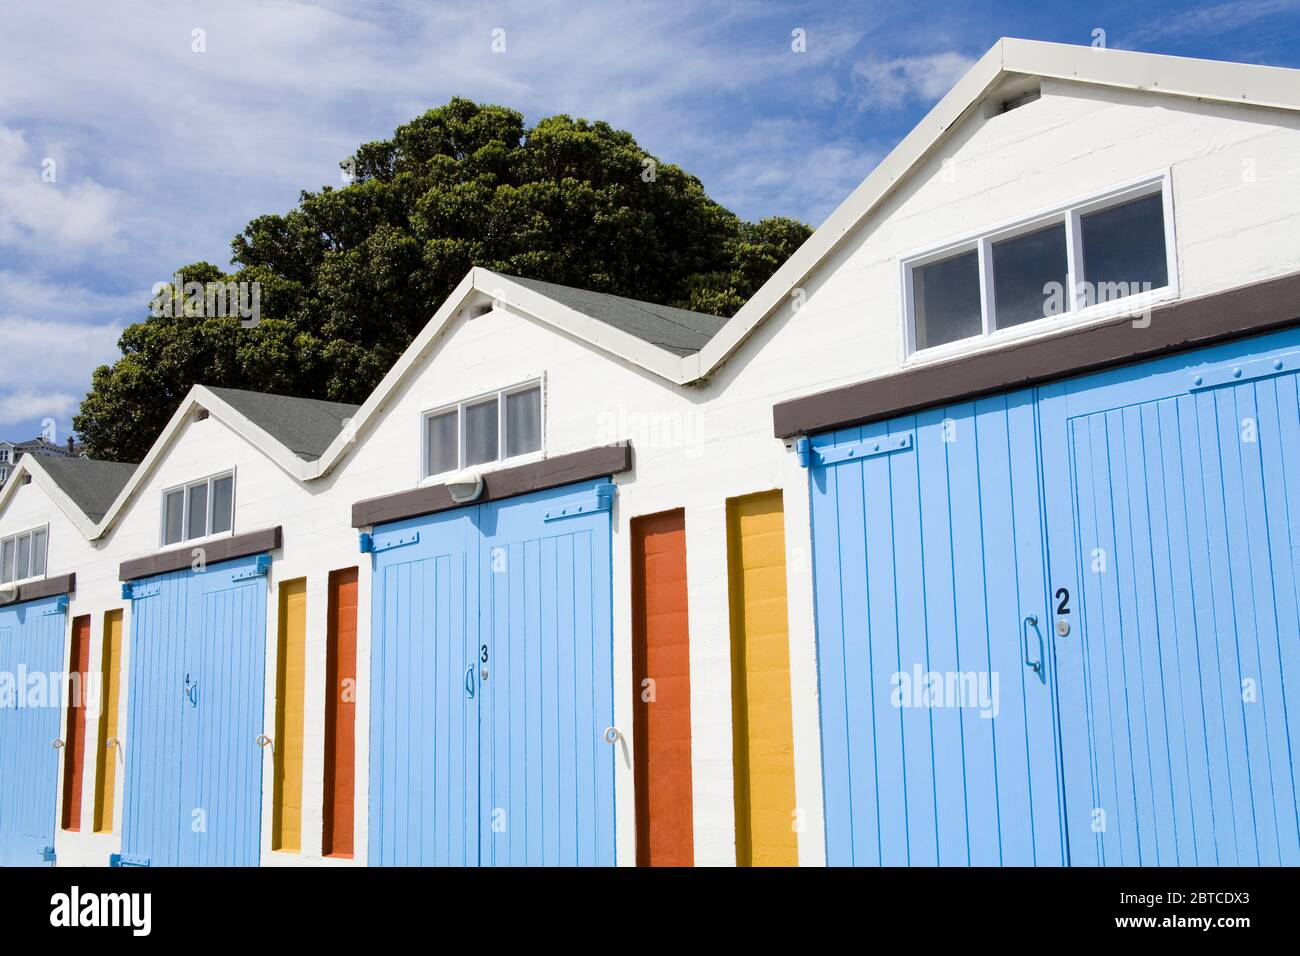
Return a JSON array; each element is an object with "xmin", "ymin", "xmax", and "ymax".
[
  {"xmin": 632, "ymin": 510, "xmax": 694, "ymax": 866},
  {"xmin": 324, "ymin": 567, "xmax": 358, "ymax": 858},
  {"xmin": 61, "ymin": 614, "xmax": 91, "ymax": 831}
]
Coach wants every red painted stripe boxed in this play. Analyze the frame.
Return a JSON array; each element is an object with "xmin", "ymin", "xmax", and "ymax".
[
  {"xmin": 632, "ymin": 510, "xmax": 695, "ymax": 866},
  {"xmin": 323, "ymin": 567, "xmax": 358, "ymax": 858}
]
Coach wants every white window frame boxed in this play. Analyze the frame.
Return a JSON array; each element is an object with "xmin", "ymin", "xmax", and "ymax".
[
  {"xmin": 0, "ymin": 524, "xmax": 49, "ymax": 585},
  {"xmin": 159, "ymin": 469, "xmax": 237, "ymax": 547},
  {"xmin": 900, "ymin": 170, "xmax": 1179, "ymax": 360},
  {"xmin": 420, "ymin": 377, "xmax": 546, "ymax": 483}
]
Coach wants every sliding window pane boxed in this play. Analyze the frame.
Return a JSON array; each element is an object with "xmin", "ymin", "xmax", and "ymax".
[
  {"xmin": 425, "ymin": 410, "xmax": 458, "ymax": 476},
  {"xmin": 31, "ymin": 529, "xmax": 46, "ymax": 578},
  {"xmin": 1080, "ymin": 193, "xmax": 1168, "ymax": 303},
  {"xmin": 912, "ymin": 249, "xmax": 982, "ymax": 350},
  {"xmin": 992, "ymin": 222, "xmax": 1068, "ymax": 329},
  {"xmin": 211, "ymin": 476, "xmax": 233, "ymax": 534},
  {"xmin": 15, "ymin": 534, "xmax": 30, "ymax": 581},
  {"xmin": 1, "ymin": 538, "xmax": 14, "ymax": 584},
  {"xmin": 187, "ymin": 482, "xmax": 208, "ymax": 540},
  {"xmin": 163, "ymin": 490, "xmax": 185, "ymax": 545},
  {"xmin": 464, "ymin": 399, "xmax": 499, "ymax": 467},
  {"xmin": 505, "ymin": 387, "xmax": 541, "ymax": 458}
]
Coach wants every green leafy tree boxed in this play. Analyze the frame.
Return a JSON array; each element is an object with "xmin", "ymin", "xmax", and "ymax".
[{"xmin": 75, "ymin": 98, "xmax": 811, "ymax": 462}]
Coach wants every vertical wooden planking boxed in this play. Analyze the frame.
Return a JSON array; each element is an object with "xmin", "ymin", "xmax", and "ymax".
[
  {"xmin": 631, "ymin": 510, "xmax": 694, "ymax": 867},
  {"xmin": 946, "ymin": 402, "xmax": 1000, "ymax": 865},
  {"xmin": 61, "ymin": 614, "xmax": 92, "ymax": 831},
  {"xmin": 92, "ymin": 610, "xmax": 123, "ymax": 833},
  {"xmin": 324, "ymin": 567, "xmax": 358, "ymax": 858},
  {"xmin": 727, "ymin": 491, "xmax": 799, "ymax": 866},
  {"xmin": 916, "ymin": 408, "xmax": 968, "ymax": 866},
  {"xmin": 273, "ymin": 578, "xmax": 306, "ymax": 852}
]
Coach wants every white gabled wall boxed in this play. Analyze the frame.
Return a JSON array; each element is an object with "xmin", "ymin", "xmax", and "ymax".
[{"xmin": 3, "ymin": 67, "xmax": 1300, "ymax": 869}]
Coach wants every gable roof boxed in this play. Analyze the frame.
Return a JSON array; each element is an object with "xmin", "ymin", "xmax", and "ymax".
[
  {"xmin": 684, "ymin": 39, "xmax": 1300, "ymax": 380},
  {"xmin": 36, "ymin": 457, "xmax": 137, "ymax": 522},
  {"xmin": 0, "ymin": 454, "xmax": 126, "ymax": 539},
  {"xmin": 202, "ymin": 387, "xmax": 359, "ymax": 460},
  {"xmin": 499, "ymin": 275, "xmax": 727, "ymax": 356}
]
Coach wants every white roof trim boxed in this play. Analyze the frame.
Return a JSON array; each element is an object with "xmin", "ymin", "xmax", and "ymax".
[
  {"xmin": 91, "ymin": 386, "xmax": 323, "ymax": 539},
  {"xmin": 89, "ymin": 267, "xmax": 696, "ymax": 535},
  {"xmin": 690, "ymin": 37, "xmax": 1300, "ymax": 378},
  {"xmin": 0, "ymin": 456, "xmax": 101, "ymax": 540},
  {"xmin": 306, "ymin": 267, "xmax": 697, "ymax": 478}
]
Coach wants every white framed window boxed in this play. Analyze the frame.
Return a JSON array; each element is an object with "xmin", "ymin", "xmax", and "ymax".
[
  {"xmin": 1, "ymin": 525, "xmax": 48, "ymax": 584},
  {"xmin": 0, "ymin": 449, "xmax": 9, "ymax": 463},
  {"xmin": 421, "ymin": 379, "xmax": 544, "ymax": 480},
  {"xmin": 161, "ymin": 470, "xmax": 235, "ymax": 546},
  {"xmin": 901, "ymin": 172, "xmax": 1177, "ymax": 356}
]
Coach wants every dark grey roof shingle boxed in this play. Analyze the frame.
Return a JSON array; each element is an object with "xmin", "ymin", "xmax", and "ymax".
[
  {"xmin": 203, "ymin": 387, "xmax": 360, "ymax": 460},
  {"xmin": 37, "ymin": 457, "xmax": 137, "ymax": 522},
  {"xmin": 501, "ymin": 274, "xmax": 728, "ymax": 357}
]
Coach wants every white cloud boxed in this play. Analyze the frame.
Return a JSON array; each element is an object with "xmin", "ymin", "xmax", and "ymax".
[
  {"xmin": 852, "ymin": 52, "xmax": 977, "ymax": 110},
  {"xmin": 0, "ymin": 390, "xmax": 78, "ymax": 428},
  {"xmin": 1124, "ymin": 0, "xmax": 1300, "ymax": 45},
  {"xmin": 0, "ymin": 126, "xmax": 124, "ymax": 248},
  {"xmin": 0, "ymin": 314, "xmax": 123, "ymax": 394}
]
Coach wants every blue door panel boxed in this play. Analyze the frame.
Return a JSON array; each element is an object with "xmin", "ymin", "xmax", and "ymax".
[
  {"xmin": 813, "ymin": 326, "xmax": 1300, "ymax": 867},
  {"xmin": 809, "ymin": 396, "xmax": 1065, "ymax": 866},
  {"xmin": 120, "ymin": 554, "xmax": 267, "ymax": 867},
  {"xmin": 183, "ymin": 559, "xmax": 267, "ymax": 866},
  {"xmin": 368, "ymin": 509, "xmax": 478, "ymax": 867},
  {"xmin": 0, "ymin": 596, "xmax": 65, "ymax": 867},
  {"xmin": 368, "ymin": 478, "xmax": 615, "ymax": 867},
  {"xmin": 121, "ymin": 570, "xmax": 187, "ymax": 866},
  {"xmin": 1040, "ymin": 329, "xmax": 1300, "ymax": 867},
  {"xmin": 479, "ymin": 480, "xmax": 615, "ymax": 867}
]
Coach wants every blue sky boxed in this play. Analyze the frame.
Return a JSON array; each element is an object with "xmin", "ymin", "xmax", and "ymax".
[{"xmin": 2, "ymin": 0, "xmax": 1298, "ymax": 450}]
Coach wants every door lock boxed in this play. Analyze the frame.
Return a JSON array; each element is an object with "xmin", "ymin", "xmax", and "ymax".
[
  {"xmin": 1056, "ymin": 619, "xmax": 1070, "ymax": 637},
  {"xmin": 480, "ymin": 667, "xmax": 489, "ymax": 681}
]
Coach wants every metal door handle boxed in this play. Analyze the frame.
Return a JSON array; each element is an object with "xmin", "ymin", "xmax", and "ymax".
[
  {"xmin": 1023, "ymin": 614, "xmax": 1042, "ymax": 673},
  {"xmin": 256, "ymin": 733, "xmax": 273, "ymax": 753},
  {"xmin": 465, "ymin": 665, "xmax": 475, "ymax": 699},
  {"xmin": 185, "ymin": 678, "xmax": 199, "ymax": 707},
  {"xmin": 52, "ymin": 738, "xmax": 64, "ymax": 750}
]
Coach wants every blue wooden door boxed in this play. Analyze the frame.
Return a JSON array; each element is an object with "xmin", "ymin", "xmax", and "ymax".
[
  {"xmin": 180, "ymin": 555, "xmax": 268, "ymax": 866},
  {"xmin": 1040, "ymin": 329, "xmax": 1300, "ymax": 866},
  {"xmin": 121, "ymin": 571, "xmax": 189, "ymax": 866},
  {"xmin": 369, "ymin": 509, "xmax": 479, "ymax": 866},
  {"xmin": 478, "ymin": 481, "xmax": 616, "ymax": 866},
  {"xmin": 121, "ymin": 556, "xmax": 269, "ymax": 866},
  {"xmin": 808, "ymin": 400, "xmax": 1066, "ymax": 865},
  {"xmin": 0, "ymin": 596, "xmax": 66, "ymax": 866},
  {"xmin": 367, "ymin": 479, "xmax": 616, "ymax": 866}
]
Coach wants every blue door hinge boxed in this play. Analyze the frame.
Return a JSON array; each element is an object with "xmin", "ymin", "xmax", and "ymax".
[
  {"xmin": 231, "ymin": 555, "xmax": 272, "ymax": 581},
  {"xmin": 110, "ymin": 852, "xmax": 149, "ymax": 867},
  {"xmin": 544, "ymin": 483, "xmax": 617, "ymax": 521},
  {"xmin": 42, "ymin": 595, "xmax": 68, "ymax": 616},
  {"xmin": 798, "ymin": 432, "xmax": 913, "ymax": 468},
  {"xmin": 123, "ymin": 582, "xmax": 161, "ymax": 600},
  {"xmin": 38, "ymin": 845, "xmax": 55, "ymax": 862},
  {"xmin": 1188, "ymin": 349, "xmax": 1299, "ymax": 392},
  {"xmin": 363, "ymin": 530, "xmax": 419, "ymax": 554}
]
